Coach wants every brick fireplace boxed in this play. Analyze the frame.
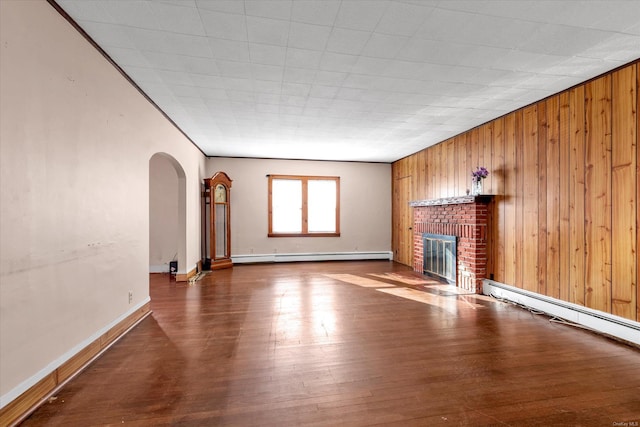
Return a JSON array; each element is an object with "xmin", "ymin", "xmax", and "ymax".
[{"xmin": 410, "ymin": 195, "xmax": 492, "ymax": 293}]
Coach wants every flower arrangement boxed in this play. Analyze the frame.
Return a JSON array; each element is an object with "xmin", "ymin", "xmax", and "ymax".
[
  {"xmin": 470, "ymin": 167, "xmax": 489, "ymax": 195},
  {"xmin": 471, "ymin": 166, "xmax": 489, "ymax": 183}
]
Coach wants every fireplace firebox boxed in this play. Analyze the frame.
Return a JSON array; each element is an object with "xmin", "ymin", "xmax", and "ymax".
[{"xmin": 422, "ymin": 233, "xmax": 457, "ymax": 283}]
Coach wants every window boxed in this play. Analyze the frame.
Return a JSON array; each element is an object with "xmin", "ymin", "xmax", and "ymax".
[{"xmin": 268, "ymin": 175, "xmax": 340, "ymax": 237}]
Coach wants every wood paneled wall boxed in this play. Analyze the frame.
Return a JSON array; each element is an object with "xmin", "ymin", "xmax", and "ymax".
[{"xmin": 392, "ymin": 60, "xmax": 639, "ymax": 322}]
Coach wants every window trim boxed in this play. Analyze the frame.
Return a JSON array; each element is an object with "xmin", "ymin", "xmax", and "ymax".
[{"xmin": 268, "ymin": 174, "xmax": 340, "ymax": 237}]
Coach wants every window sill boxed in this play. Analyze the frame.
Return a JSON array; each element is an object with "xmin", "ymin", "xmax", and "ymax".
[{"xmin": 268, "ymin": 233, "xmax": 341, "ymax": 238}]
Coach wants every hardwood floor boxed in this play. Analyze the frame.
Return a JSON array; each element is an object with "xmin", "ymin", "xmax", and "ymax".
[{"xmin": 21, "ymin": 261, "xmax": 640, "ymax": 426}]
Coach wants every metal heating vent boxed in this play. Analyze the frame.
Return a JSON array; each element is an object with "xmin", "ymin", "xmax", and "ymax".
[{"xmin": 422, "ymin": 233, "xmax": 457, "ymax": 283}]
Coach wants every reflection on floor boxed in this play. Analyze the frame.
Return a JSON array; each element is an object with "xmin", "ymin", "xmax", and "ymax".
[{"xmin": 326, "ymin": 271, "xmax": 485, "ymax": 315}]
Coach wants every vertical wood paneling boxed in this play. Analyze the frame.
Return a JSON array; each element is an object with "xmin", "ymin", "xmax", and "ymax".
[
  {"xmin": 484, "ymin": 123, "xmax": 495, "ymax": 277},
  {"xmin": 522, "ymin": 105, "xmax": 539, "ymax": 292},
  {"xmin": 467, "ymin": 131, "xmax": 474, "ymax": 195},
  {"xmin": 458, "ymin": 134, "xmax": 469, "ymax": 195},
  {"xmin": 446, "ymin": 138, "xmax": 456, "ymax": 197},
  {"xmin": 493, "ymin": 117, "xmax": 505, "ymax": 282},
  {"xmin": 392, "ymin": 159, "xmax": 413, "ymax": 266},
  {"xmin": 433, "ymin": 143, "xmax": 442, "ymax": 198},
  {"xmin": 454, "ymin": 135, "xmax": 467, "ymax": 194},
  {"xmin": 423, "ymin": 150, "xmax": 429, "ymax": 199},
  {"xmin": 546, "ymin": 96, "xmax": 561, "ymax": 299},
  {"xmin": 611, "ymin": 65, "xmax": 637, "ymax": 320},
  {"xmin": 504, "ymin": 112, "xmax": 518, "ymax": 286},
  {"xmin": 413, "ymin": 154, "xmax": 421, "ymax": 201},
  {"xmin": 392, "ymin": 60, "xmax": 639, "ymax": 322},
  {"xmin": 470, "ymin": 127, "xmax": 480, "ymax": 174},
  {"xmin": 537, "ymin": 102, "xmax": 548, "ymax": 295},
  {"xmin": 584, "ymin": 76, "xmax": 612, "ymax": 313},
  {"xmin": 418, "ymin": 150, "xmax": 427, "ymax": 200},
  {"xmin": 440, "ymin": 139, "xmax": 448, "ymax": 197},
  {"xmin": 569, "ymin": 86, "xmax": 586, "ymax": 307},
  {"xmin": 484, "ymin": 123, "xmax": 494, "ymax": 193},
  {"xmin": 477, "ymin": 125, "xmax": 485, "ymax": 171},
  {"xmin": 558, "ymin": 92, "xmax": 571, "ymax": 302}
]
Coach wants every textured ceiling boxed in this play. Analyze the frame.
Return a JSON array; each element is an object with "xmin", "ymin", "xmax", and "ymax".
[{"xmin": 55, "ymin": 0, "xmax": 640, "ymax": 162}]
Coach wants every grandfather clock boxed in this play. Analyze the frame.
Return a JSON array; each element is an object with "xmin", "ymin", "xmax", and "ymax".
[{"xmin": 202, "ymin": 172, "xmax": 233, "ymax": 270}]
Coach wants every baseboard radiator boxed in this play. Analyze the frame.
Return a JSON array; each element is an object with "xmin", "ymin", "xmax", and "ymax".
[
  {"xmin": 233, "ymin": 251, "xmax": 393, "ymax": 264},
  {"xmin": 483, "ymin": 280, "xmax": 640, "ymax": 347}
]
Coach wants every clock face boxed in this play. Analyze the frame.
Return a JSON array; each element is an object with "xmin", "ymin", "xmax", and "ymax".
[{"xmin": 214, "ymin": 184, "xmax": 227, "ymax": 202}]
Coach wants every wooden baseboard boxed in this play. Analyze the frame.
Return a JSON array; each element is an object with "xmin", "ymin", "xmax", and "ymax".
[
  {"xmin": 0, "ymin": 303, "xmax": 151, "ymax": 427},
  {"xmin": 176, "ymin": 266, "xmax": 197, "ymax": 282}
]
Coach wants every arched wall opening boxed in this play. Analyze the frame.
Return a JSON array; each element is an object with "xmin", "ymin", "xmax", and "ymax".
[{"xmin": 149, "ymin": 152, "xmax": 187, "ymax": 278}]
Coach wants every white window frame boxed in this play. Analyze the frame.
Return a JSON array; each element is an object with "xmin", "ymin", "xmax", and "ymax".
[{"xmin": 268, "ymin": 175, "xmax": 340, "ymax": 237}]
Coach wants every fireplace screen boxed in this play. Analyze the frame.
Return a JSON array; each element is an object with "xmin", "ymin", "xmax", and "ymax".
[{"xmin": 422, "ymin": 233, "xmax": 457, "ymax": 283}]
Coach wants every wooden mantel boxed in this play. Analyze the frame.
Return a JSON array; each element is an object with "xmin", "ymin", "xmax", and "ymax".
[{"xmin": 409, "ymin": 195, "xmax": 493, "ymax": 207}]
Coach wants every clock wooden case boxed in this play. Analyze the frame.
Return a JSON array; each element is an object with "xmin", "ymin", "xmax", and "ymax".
[{"xmin": 202, "ymin": 172, "xmax": 232, "ymax": 270}]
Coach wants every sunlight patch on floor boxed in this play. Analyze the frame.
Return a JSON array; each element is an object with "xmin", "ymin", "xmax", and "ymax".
[
  {"xmin": 323, "ymin": 274, "xmax": 396, "ymax": 288},
  {"xmin": 377, "ymin": 287, "xmax": 484, "ymax": 314},
  {"xmin": 368, "ymin": 272, "xmax": 435, "ymax": 286}
]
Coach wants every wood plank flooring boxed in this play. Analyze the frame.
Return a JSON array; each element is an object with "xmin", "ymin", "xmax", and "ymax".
[{"xmin": 21, "ymin": 261, "xmax": 640, "ymax": 426}]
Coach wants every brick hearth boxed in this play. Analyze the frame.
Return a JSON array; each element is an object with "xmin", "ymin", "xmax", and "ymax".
[{"xmin": 410, "ymin": 195, "xmax": 492, "ymax": 293}]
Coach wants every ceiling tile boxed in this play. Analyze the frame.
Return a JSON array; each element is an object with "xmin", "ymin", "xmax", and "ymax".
[
  {"xmin": 382, "ymin": 60, "xmax": 426, "ymax": 80},
  {"xmin": 156, "ymin": 70, "xmax": 194, "ymax": 86},
  {"xmin": 249, "ymin": 43, "xmax": 287, "ymax": 66},
  {"xmin": 361, "ymin": 33, "xmax": 409, "ymax": 59},
  {"xmin": 96, "ymin": 0, "xmax": 155, "ymax": 29},
  {"xmin": 188, "ymin": 74, "xmax": 224, "ymax": 89},
  {"xmin": 246, "ymin": 16, "xmax": 290, "ymax": 46},
  {"xmin": 149, "ymin": 2, "xmax": 206, "ymax": 36},
  {"xmin": 251, "ymin": 64, "xmax": 284, "ymax": 82},
  {"xmin": 281, "ymin": 82, "xmax": 311, "ymax": 97},
  {"xmin": 313, "ymin": 70, "xmax": 347, "ymax": 86},
  {"xmin": 334, "ymin": 0, "xmax": 388, "ymax": 31},
  {"xmin": 288, "ymin": 22, "xmax": 332, "ymax": 50},
  {"xmin": 285, "ymin": 47, "xmax": 324, "ymax": 69},
  {"xmin": 245, "ymin": 0, "xmax": 292, "ymax": 20},
  {"xmin": 200, "ymin": 9, "xmax": 247, "ymax": 41},
  {"xmin": 319, "ymin": 52, "xmax": 359, "ymax": 73},
  {"xmin": 205, "ymin": 39, "xmax": 247, "ymax": 62},
  {"xmin": 216, "ymin": 60, "xmax": 252, "ymax": 79},
  {"xmin": 283, "ymin": 67, "xmax": 317, "ymax": 84},
  {"xmin": 291, "ymin": 0, "xmax": 341, "ymax": 26},
  {"xmin": 374, "ymin": 1, "xmax": 434, "ymax": 36},
  {"xmin": 156, "ymin": 32, "xmax": 212, "ymax": 57},
  {"xmin": 309, "ymin": 85, "xmax": 339, "ymax": 99},
  {"xmin": 179, "ymin": 56, "xmax": 219, "ymax": 76},
  {"xmin": 326, "ymin": 27, "xmax": 371, "ymax": 55},
  {"xmin": 351, "ymin": 56, "xmax": 392, "ymax": 75},
  {"xmin": 195, "ymin": 0, "xmax": 245, "ymax": 14}
]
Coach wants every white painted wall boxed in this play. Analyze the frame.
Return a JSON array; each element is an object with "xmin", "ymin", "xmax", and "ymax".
[
  {"xmin": 149, "ymin": 154, "xmax": 179, "ymax": 272},
  {"xmin": 207, "ymin": 157, "xmax": 392, "ymax": 259},
  {"xmin": 0, "ymin": 1, "xmax": 205, "ymax": 403}
]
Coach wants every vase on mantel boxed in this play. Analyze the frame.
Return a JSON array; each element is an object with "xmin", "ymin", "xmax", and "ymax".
[{"xmin": 471, "ymin": 179, "xmax": 483, "ymax": 196}]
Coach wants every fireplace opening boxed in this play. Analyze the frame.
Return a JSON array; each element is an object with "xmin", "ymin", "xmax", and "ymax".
[{"xmin": 422, "ymin": 233, "xmax": 457, "ymax": 284}]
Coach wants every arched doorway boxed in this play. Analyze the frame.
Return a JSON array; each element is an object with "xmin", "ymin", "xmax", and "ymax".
[{"xmin": 149, "ymin": 152, "xmax": 186, "ymax": 279}]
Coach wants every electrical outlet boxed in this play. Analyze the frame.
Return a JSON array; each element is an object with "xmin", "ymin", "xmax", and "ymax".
[{"xmin": 128, "ymin": 291, "xmax": 133, "ymax": 304}]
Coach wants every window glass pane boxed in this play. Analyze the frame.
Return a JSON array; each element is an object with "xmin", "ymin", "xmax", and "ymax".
[
  {"xmin": 272, "ymin": 179, "xmax": 302, "ymax": 233},
  {"xmin": 214, "ymin": 204, "xmax": 227, "ymax": 258},
  {"xmin": 308, "ymin": 180, "xmax": 336, "ymax": 233}
]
